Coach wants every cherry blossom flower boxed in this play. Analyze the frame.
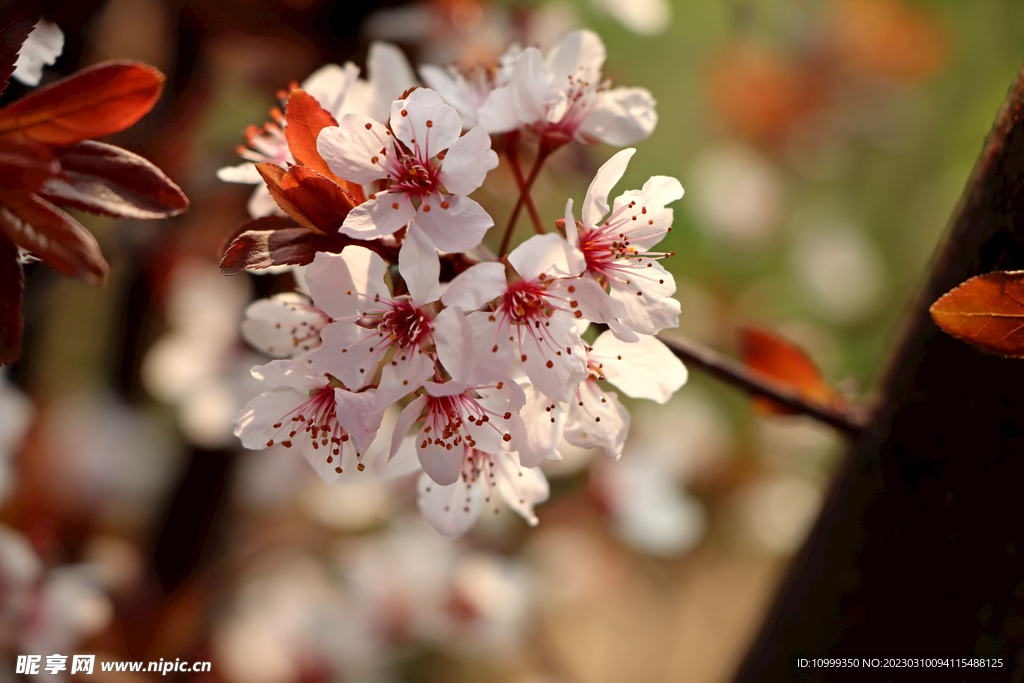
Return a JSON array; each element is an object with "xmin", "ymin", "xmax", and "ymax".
[
  {"xmin": 509, "ymin": 30, "xmax": 657, "ymax": 147},
  {"xmin": 234, "ymin": 360, "xmax": 381, "ymax": 482},
  {"xmin": 317, "ymin": 87, "xmax": 498, "ymax": 254},
  {"xmin": 418, "ymin": 48, "xmax": 521, "ymax": 133},
  {"xmin": 565, "ymin": 331, "xmax": 687, "ymax": 458},
  {"xmin": 417, "ymin": 445, "xmax": 549, "ymax": 537},
  {"xmin": 241, "ymin": 291, "xmax": 331, "ymax": 360},
  {"xmin": 338, "ymin": 42, "xmax": 418, "ymax": 124},
  {"xmin": 389, "ymin": 378, "xmax": 525, "ymax": 486},
  {"xmin": 305, "ymin": 247, "xmax": 441, "ymax": 409},
  {"xmin": 442, "ymin": 233, "xmax": 616, "ymax": 402},
  {"xmin": 564, "ymin": 147, "xmax": 683, "ymax": 338}
]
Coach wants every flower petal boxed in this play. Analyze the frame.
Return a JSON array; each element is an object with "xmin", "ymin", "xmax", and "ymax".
[
  {"xmin": 441, "ymin": 261, "xmax": 506, "ymax": 310},
  {"xmin": 317, "ymin": 115, "xmax": 393, "ymax": 185},
  {"xmin": 305, "ymin": 248, "xmax": 389, "ymax": 319},
  {"xmin": 508, "ymin": 233, "xmax": 584, "ymax": 282},
  {"xmin": 341, "ymin": 193, "xmax": 415, "ymax": 239},
  {"xmin": 414, "ymin": 194, "xmax": 492, "ymax": 253},
  {"xmin": 438, "ymin": 126, "xmax": 498, "ymax": 196},
  {"xmin": 391, "ymin": 88, "xmax": 462, "ymax": 160},
  {"xmin": 578, "ymin": 87, "xmax": 657, "ymax": 147},
  {"xmin": 583, "ymin": 148, "xmax": 635, "ymax": 227},
  {"xmin": 493, "ymin": 451, "xmax": 549, "ymax": 526},
  {"xmin": 591, "ymin": 331, "xmax": 687, "ymax": 403},
  {"xmin": 417, "ymin": 468, "xmax": 485, "ymax": 537},
  {"xmin": 563, "ymin": 382, "xmax": 630, "ymax": 459},
  {"xmin": 399, "ymin": 222, "xmax": 442, "ymax": 305}
]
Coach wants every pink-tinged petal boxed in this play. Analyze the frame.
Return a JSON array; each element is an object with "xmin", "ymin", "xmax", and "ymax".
[
  {"xmin": 423, "ymin": 380, "xmax": 471, "ymax": 398},
  {"xmin": 246, "ymin": 186, "xmax": 278, "ymax": 219},
  {"xmin": 400, "ymin": 222, "xmax": 442, "ymax": 305},
  {"xmin": 241, "ymin": 292, "xmax": 327, "ymax": 359},
  {"xmin": 578, "ymin": 87, "xmax": 657, "ymax": 147},
  {"xmin": 391, "ymin": 88, "xmax": 462, "ymax": 159},
  {"xmin": 610, "ymin": 174, "xmax": 682, "ymax": 248},
  {"xmin": 583, "ymin": 148, "xmax": 635, "ymax": 227},
  {"xmin": 417, "ymin": 432, "xmax": 464, "ymax": 486},
  {"xmin": 309, "ymin": 322, "xmax": 380, "ymax": 390},
  {"xmin": 317, "ymin": 115, "xmax": 394, "ymax": 185},
  {"xmin": 477, "ymin": 86, "xmax": 520, "ymax": 134},
  {"xmin": 520, "ymin": 316, "xmax": 588, "ymax": 403},
  {"xmin": 441, "ymin": 262, "xmax": 506, "ymax": 310},
  {"xmin": 301, "ymin": 62, "xmax": 359, "ymax": 118},
  {"xmin": 608, "ymin": 319, "xmax": 640, "ymax": 343},
  {"xmin": 592, "ymin": 331, "xmax": 686, "ymax": 403},
  {"xmin": 549, "ymin": 276, "xmax": 625, "ymax": 325},
  {"xmin": 467, "ymin": 311, "xmax": 514, "ymax": 379},
  {"xmin": 341, "ymin": 193, "xmax": 415, "ymax": 239},
  {"xmin": 466, "ymin": 391, "xmax": 524, "ymax": 454},
  {"xmin": 438, "ymin": 126, "xmax": 498, "ymax": 196},
  {"xmin": 418, "ymin": 65, "xmax": 477, "ymax": 126},
  {"xmin": 375, "ymin": 346, "xmax": 435, "ymax": 409},
  {"xmin": 365, "ymin": 42, "xmax": 418, "ymax": 123},
  {"xmin": 389, "ymin": 394, "xmax": 427, "ymax": 461},
  {"xmin": 518, "ymin": 383, "xmax": 564, "ymax": 466},
  {"xmin": 305, "ymin": 248, "xmax": 388, "ymax": 319},
  {"xmin": 608, "ymin": 261, "xmax": 680, "ymax": 334},
  {"xmin": 432, "ymin": 306, "xmax": 479, "ymax": 384},
  {"xmin": 417, "ymin": 469, "xmax": 484, "ymax": 537},
  {"xmin": 216, "ymin": 162, "xmax": 263, "ymax": 184},
  {"xmin": 333, "ymin": 388, "xmax": 383, "ymax": 453},
  {"xmin": 564, "ymin": 382, "xmax": 630, "ymax": 459},
  {"xmin": 547, "ymin": 30, "xmax": 606, "ymax": 84},
  {"xmin": 250, "ymin": 359, "xmax": 322, "ymax": 392},
  {"xmin": 374, "ymin": 435, "xmax": 422, "ymax": 478},
  {"xmin": 508, "ymin": 233, "xmax": 584, "ymax": 282},
  {"xmin": 511, "ymin": 48, "xmax": 553, "ymax": 123},
  {"xmin": 414, "ymin": 194, "xmax": 492, "ymax": 253},
  {"xmin": 493, "ymin": 452, "xmax": 549, "ymax": 526},
  {"xmin": 234, "ymin": 387, "xmax": 305, "ymax": 449},
  {"xmin": 564, "ymin": 198, "xmax": 579, "ymax": 250}
]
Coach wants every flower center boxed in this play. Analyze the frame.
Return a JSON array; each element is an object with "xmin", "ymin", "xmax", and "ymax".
[
  {"xmin": 380, "ymin": 299, "xmax": 432, "ymax": 350},
  {"xmin": 501, "ymin": 281, "xmax": 550, "ymax": 323},
  {"xmin": 391, "ymin": 155, "xmax": 439, "ymax": 198},
  {"xmin": 265, "ymin": 386, "xmax": 358, "ymax": 473}
]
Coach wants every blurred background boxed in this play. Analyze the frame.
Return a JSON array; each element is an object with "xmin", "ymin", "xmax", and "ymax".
[{"xmin": 3, "ymin": 0, "xmax": 1024, "ymax": 680}]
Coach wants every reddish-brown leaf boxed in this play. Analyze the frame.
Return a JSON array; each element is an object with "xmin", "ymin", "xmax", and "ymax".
[
  {"xmin": 0, "ymin": 133, "xmax": 59, "ymax": 194},
  {"xmin": 280, "ymin": 166, "xmax": 355, "ymax": 233},
  {"xmin": 739, "ymin": 327, "xmax": 836, "ymax": 414},
  {"xmin": 255, "ymin": 162, "xmax": 320, "ymax": 232},
  {"xmin": 0, "ymin": 193, "xmax": 108, "ymax": 283},
  {"xmin": 285, "ymin": 90, "xmax": 340, "ymax": 178},
  {"xmin": 37, "ymin": 140, "xmax": 188, "ymax": 219},
  {"xmin": 0, "ymin": 61, "xmax": 164, "ymax": 144},
  {"xmin": 0, "ymin": 3, "xmax": 41, "ymax": 97},
  {"xmin": 929, "ymin": 270, "xmax": 1024, "ymax": 357},
  {"xmin": 0, "ymin": 233, "xmax": 23, "ymax": 364},
  {"xmin": 220, "ymin": 222, "xmax": 356, "ymax": 274}
]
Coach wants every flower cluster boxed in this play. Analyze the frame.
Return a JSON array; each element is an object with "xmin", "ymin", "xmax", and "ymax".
[{"xmin": 225, "ymin": 30, "xmax": 687, "ymax": 537}]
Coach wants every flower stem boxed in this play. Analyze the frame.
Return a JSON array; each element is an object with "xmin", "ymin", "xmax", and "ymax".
[
  {"xmin": 499, "ymin": 135, "xmax": 550, "ymax": 257},
  {"xmin": 658, "ymin": 335, "xmax": 865, "ymax": 438}
]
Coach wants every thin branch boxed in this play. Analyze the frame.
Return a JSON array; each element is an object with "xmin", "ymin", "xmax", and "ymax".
[
  {"xmin": 499, "ymin": 136, "xmax": 550, "ymax": 257},
  {"xmin": 658, "ymin": 335, "xmax": 865, "ymax": 438}
]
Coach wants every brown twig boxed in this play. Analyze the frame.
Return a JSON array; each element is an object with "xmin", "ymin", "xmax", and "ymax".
[
  {"xmin": 499, "ymin": 135, "xmax": 550, "ymax": 256},
  {"xmin": 658, "ymin": 335, "xmax": 865, "ymax": 438}
]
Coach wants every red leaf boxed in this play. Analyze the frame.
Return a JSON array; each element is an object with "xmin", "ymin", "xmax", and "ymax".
[
  {"xmin": 0, "ymin": 193, "xmax": 108, "ymax": 283},
  {"xmin": 220, "ymin": 221, "xmax": 356, "ymax": 274},
  {"xmin": 255, "ymin": 162, "xmax": 319, "ymax": 232},
  {"xmin": 0, "ymin": 233, "xmax": 23, "ymax": 364},
  {"xmin": 280, "ymin": 166, "xmax": 355, "ymax": 232},
  {"xmin": 37, "ymin": 140, "xmax": 188, "ymax": 219},
  {"xmin": 0, "ymin": 133, "xmax": 59, "ymax": 193},
  {"xmin": 739, "ymin": 327, "xmax": 836, "ymax": 414},
  {"xmin": 285, "ymin": 90, "xmax": 339, "ymax": 177},
  {"xmin": 0, "ymin": 61, "xmax": 164, "ymax": 144},
  {"xmin": 929, "ymin": 270, "xmax": 1024, "ymax": 357},
  {"xmin": 0, "ymin": 4, "xmax": 41, "ymax": 97}
]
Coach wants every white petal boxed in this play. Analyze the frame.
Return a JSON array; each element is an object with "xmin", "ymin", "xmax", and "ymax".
[
  {"xmin": 233, "ymin": 387, "xmax": 304, "ymax": 449},
  {"xmin": 418, "ymin": 65, "xmax": 477, "ymax": 126},
  {"xmin": 333, "ymin": 388, "xmax": 383, "ymax": 454},
  {"xmin": 417, "ymin": 469, "xmax": 484, "ymax": 537},
  {"xmin": 341, "ymin": 193, "xmax": 416, "ymax": 239},
  {"xmin": 611, "ymin": 174, "xmax": 683, "ymax": 249},
  {"xmin": 216, "ymin": 162, "xmax": 262, "ymax": 184},
  {"xmin": 301, "ymin": 62, "xmax": 359, "ymax": 118},
  {"xmin": 391, "ymin": 88, "xmax": 462, "ymax": 159},
  {"xmin": 414, "ymin": 194, "xmax": 492, "ymax": 253},
  {"xmin": 432, "ymin": 306, "xmax": 479, "ymax": 385},
  {"xmin": 591, "ymin": 332, "xmax": 686, "ymax": 403},
  {"xmin": 246, "ymin": 186, "xmax": 278, "ymax": 219},
  {"xmin": 564, "ymin": 198, "xmax": 579, "ymax": 250},
  {"xmin": 317, "ymin": 115, "xmax": 393, "ymax": 185},
  {"xmin": 250, "ymin": 359, "xmax": 322, "ymax": 392},
  {"xmin": 493, "ymin": 452, "xmax": 549, "ymax": 526},
  {"xmin": 517, "ymin": 383, "xmax": 564, "ymax": 466},
  {"xmin": 375, "ymin": 346, "xmax": 434, "ymax": 409},
  {"xmin": 441, "ymin": 262, "xmax": 506, "ymax": 310},
  {"xmin": 508, "ymin": 233, "xmax": 584, "ymax": 282},
  {"xmin": 477, "ymin": 86, "xmax": 521, "ymax": 134},
  {"xmin": 563, "ymin": 382, "xmax": 630, "ymax": 459},
  {"xmin": 389, "ymin": 395, "xmax": 427, "ymax": 461},
  {"xmin": 520, "ymin": 315, "xmax": 588, "ymax": 403},
  {"xmin": 12, "ymin": 19, "xmax": 63, "ymax": 86},
  {"xmin": 547, "ymin": 30, "xmax": 606, "ymax": 83},
  {"xmin": 365, "ymin": 41, "xmax": 418, "ymax": 123},
  {"xmin": 578, "ymin": 87, "xmax": 657, "ymax": 147},
  {"xmin": 399, "ymin": 222, "xmax": 442, "ymax": 305},
  {"xmin": 309, "ymin": 321, "xmax": 380, "ymax": 390},
  {"xmin": 305, "ymin": 248, "xmax": 389, "ymax": 319},
  {"xmin": 417, "ymin": 430, "xmax": 464, "ymax": 486},
  {"xmin": 511, "ymin": 48, "xmax": 553, "ymax": 124},
  {"xmin": 549, "ymin": 276, "xmax": 625, "ymax": 325},
  {"xmin": 438, "ymin": 126, "xmax": 498, "ymax": 196},
  {"xmin": 241, "ymin": 292, "xmax": 327, "ymax": 358},
  {"xmin": 583, "ymin": 148, "xmax": 635, "ymax": 227},
  {"xmin": 608, "ymin": 261, "xmax": 680, "ymax": 335}
]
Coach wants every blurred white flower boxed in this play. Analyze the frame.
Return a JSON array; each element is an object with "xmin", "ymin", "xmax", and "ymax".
[
  {"xmin": 791, "ymin": 221, "xmax": 885, "ymax": 323},
  {"xmin": 12, "ymin": 19, "xmax": 63, "ymax": 86},
  {"xmin": 589, "ymin": 0, "xmax": 671, "ymax": 35}
]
